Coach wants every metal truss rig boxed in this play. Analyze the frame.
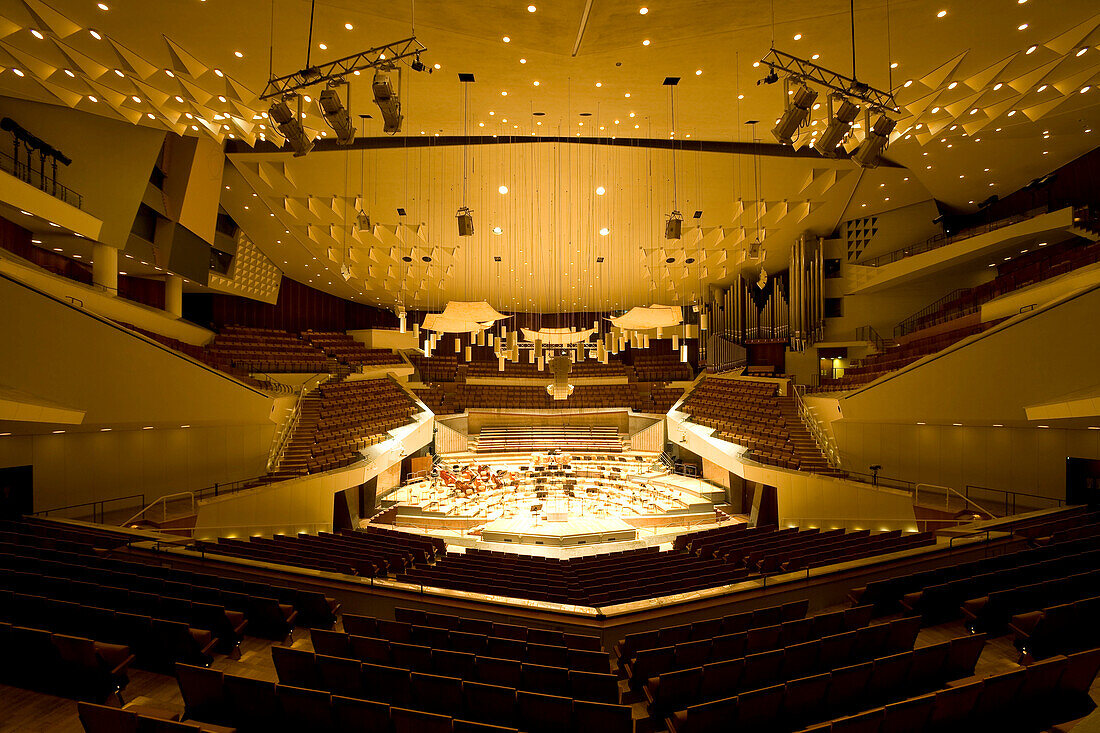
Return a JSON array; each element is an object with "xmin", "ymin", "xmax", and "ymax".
[
  {"xmin": 758, "ymin": 49, "xmax": 899, "ymax": 113},
  {"xmin": 259, "ymin": 37, "xmax": 428, "ymax": 100}
]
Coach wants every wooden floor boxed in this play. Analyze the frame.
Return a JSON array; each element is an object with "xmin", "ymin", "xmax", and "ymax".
[{"xmin": 3, "ymin": 610, "xmax": 1099, "ymax": 733}]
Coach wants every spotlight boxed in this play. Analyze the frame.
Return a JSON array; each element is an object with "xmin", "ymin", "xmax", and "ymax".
[
  {"xmin": 356, "ymin": 210, "xmax": 371, "ymax": 230},
  {"xmin": 757, "ymin": 71, "xmax": 779, "ymax": 86},
  {"xmin": 456, "ymin": 206, "xmax": 474, "ymax": 236},
  {"xmin": 268, "ymin": 97, "xmax": 314, "ymax": 157},
  {"xmin": 665, "ymin": 210, "xmax": 684, "ymax": 240},
  {"xmin": 771, "ymin": 83, "xmax": 817, "ymax": 145},
  {"xmin": 851, "ymin": 112, "xmax": 896, "ymax": 168},
  {"xmin": 319, "ymin": 86, "xmax": 354, "ymax": 144},
  {"xmin": 372, "ymin": 69, "xmax": 402, "ymax": 133},
  {"xmin": 815, "ymin": 97, "xmax": 859, "ymax": 157}
]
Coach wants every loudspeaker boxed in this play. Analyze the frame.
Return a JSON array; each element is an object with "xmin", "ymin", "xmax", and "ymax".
[
  {"xmin": 457, "ymin": 211, "xmax": 474, "ymax": 236},
  {"xmin": 665, "ymin": 217, "xmax": 682, "ymax": 240}
]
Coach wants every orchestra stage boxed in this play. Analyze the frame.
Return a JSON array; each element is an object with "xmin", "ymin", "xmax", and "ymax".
[{"xmin": 480, "ymin": 515, "xmax": 637, "ymax": 546}]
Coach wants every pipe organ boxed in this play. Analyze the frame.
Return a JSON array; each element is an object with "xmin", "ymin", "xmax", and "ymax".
[
  {"xmin": 705, "ymin": 235, "xmax": 825, "ymax": 367},
  {"xmin": 788, "ymin": 236, "xmax": 825, "ymax": 352}
]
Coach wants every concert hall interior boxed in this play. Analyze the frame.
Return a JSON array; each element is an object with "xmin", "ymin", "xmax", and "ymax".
[{"xmin": 3, "ymin": 0, "xmax": 1100, "ymax": 731}]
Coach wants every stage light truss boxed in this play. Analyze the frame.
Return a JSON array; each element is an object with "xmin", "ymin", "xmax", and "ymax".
[
  {"xmin": 757, "ymin": 48, "xmax": 899, "ymax": 113},
  {"xmin": 259, "ymin": 36, "xmax": 429, "ymax": 100}
]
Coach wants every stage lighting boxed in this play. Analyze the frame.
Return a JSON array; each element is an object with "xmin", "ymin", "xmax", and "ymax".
[
  {"xmin": 757, "ymin": 71, "xmax": 779, "ymax": 85},
  {"xmin": 665, "ymin": 210, "xmax": 684, "ymax": 240},
  {"xmin": 851, "ymin": 112, "xmax": 896, "ymax": 168},
  {"xmin": 771, "ymin": 83, "xmax": 817, "ymax": 145},
  {"xmin": 356, "ymin": 210, "xmax": 371, "ymax": 230},
  {"xmin": 815, "ymin": 97, "xmax": 859, "ymax": 157},
  {"xmin": 372, "ymin": 69, "xmax": 403, "ymax": 133},
  {"xmin": 268, "ymin": 98, "xmax": 314, "ymax": 157},
  {"xmin": 456, "ymin": 207, "xmax": 474, "ymax": 236},
  {"xmin": 319, "ymin": 86, "xmax": 354, "ymax": 144}
]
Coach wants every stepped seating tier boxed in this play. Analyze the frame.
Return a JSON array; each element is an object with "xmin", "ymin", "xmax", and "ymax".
[{"xmin": 681, "ymin": 378, "xmax": 837, "ymax": 474}]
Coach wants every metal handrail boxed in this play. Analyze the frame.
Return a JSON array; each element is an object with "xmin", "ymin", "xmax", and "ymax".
[
  {"xmin": 120, "ymin": 492, "xmax": 195, "ymax": 527},
  {"xmin": 0, "ymin": 147, "xmax": 83, "ymax": 208},
  {"xmin": 854, "ymin": 325, "xmax": 888, "ymax": 353},
  {"xmin": 858, "ymin": 212, "xmax": 1034, "ymax": 269},
  {"xmin": 267, "ymin": 373, "xmax": 328, "ymax": 472},
  {"xmin": 792, "ymin": 384, "xmax": 842, "ymax": 469},
  {"xmin": 915, "ymin": 483, "xmax": 996, "ymax": 518},
  {"xmin": 32, "ymin": 492, "xmax": 145, "ymax": 524},
  {"xmin": 964, "ymin": 484, "xmax": 1065, "ymax": 517},
  {"xmin": 894, "ymin": 288, "xmax": 969, "ymax": 339}
]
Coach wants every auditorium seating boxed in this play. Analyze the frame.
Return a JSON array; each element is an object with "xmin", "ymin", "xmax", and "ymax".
[
  {"xmin": 303, "ymin": 331, "xmax": 405, "ymax": 367},
  {"xmin": 275, "ymin": 377, "xmax": 420, "ymax": 476},
  {"xmin": 631, "ymin": 350, "xmax": 693, "ymax": 382},
  {"xmin": 680, "ymin": 378, "xmax": 840, "ymax": 474},
  {"xmin": 465, "ymin": 356, "xmax": 629, "ymax": 379},
  {"xmin": 475, "ymin": 426, "xmax": 623, "ymax": 453},
  {"xmin": 397, "ymin": 527, "xmax": 933, "ymax": 606},
  {"xmin": 817, "ymin": 322, "xmax": 992, "ymax": 392},
  {"xmin": 207, "ymin": 326, "xmax": 334, "ymax": 373},
  {"xmin": 896, "ymin": 237, "xmax": 1100, "ymax": 337},
  {"xmin": 200, "ymin": 527, "xmax": 443, "ymax": 577}
]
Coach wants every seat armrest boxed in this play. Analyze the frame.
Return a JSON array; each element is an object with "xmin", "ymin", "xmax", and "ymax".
[{"xmin": 94, "ymin": 642, "xmax": 135, "ymax": 674}]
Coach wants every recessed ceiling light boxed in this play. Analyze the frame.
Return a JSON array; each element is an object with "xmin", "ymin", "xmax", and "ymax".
[
  {"xmin": 793, "ymin": 33, "xmax": 802, "ymax": 40},
  {"xmin": 1077, "ymin": 47, "xmax": 1088, "ymax": 57},
  {"xmin": 1081, "ymin": 86, "xmax": 1091, "ymax": 94},
  {"xmin": 936, "ymin": 9, "xmax": 946, "ymax": 17},
  {"xmin": 344, "ymin": 22, "xmax": 353, "ymax": 29},
  {"xmin": 642, "ymin": 39, "xmax": 650, "ymax": 46},
  {"xmin": 498, "ymin": 185, "xmax": 508, "ymax": 194},
  {"xmin": 596, "ymin": 186, "xmax": 606, "ymax": 195},
  {"xmin": 695, "ymin": 69, "xmax": 702, "ymax": 75},
  {"xmin": 234, "ymin": 50, "xmax": 243, "ymax": 58},
  {"xmin": 890, "ymin": 61, "xmax": 898, "ymax": 68},
  {"xmin": 527, "ymin": 4, "xmax": 536, "ymax": 11},
  {"xmin": 89, "ymin": 29, "xmax": 102, "ymax": 39},
  {"xmin": 318, "ymin": 43, "xmax": 327, "ymax": 50},
  {"xmin": 30, "ymin": 29, "xmax": 44, "ymax": 39},
  {"xmin": 595, "ymin": 81, "xmax": 602, "ymax": 87},
  {"xmin": 1017, "ymin": 23, "xmax": 1028, "ymax": 30},
  {"xmin": 1026, "ymin": 45, "xmax": 1037, "ymax": 54},
  {"xmin": 811, "ymin": 53, "xmax": 820, "ymax": 60},
  {"xmin": 502, "ymin": 36, "xmax": 510, "ymax": 43},
  {"xmin": 87, "ymin": 95, "xmax": 97, "ymax": 102},
  {"xmin": 599, "ymin": 227, "xmax": 610, "ymax": 236},
  {"xmin": 52, "ymin": 430, "xmax": 65, "ymax": 434},
  {"xmin": 930, "ymin": 106, "xmax": 940, "ymax": 113},
  {"xmin": 214, "ymin": 68, "xmax": 223, "ymax": 76},
  {"xmin": 97, "ymin": 2, "xmax": 109, "ymax": 8},
  {"xmin": 993, "ymin": 82, "xmax": 1002, "ymax": 90},
  {"xmin": 639, "ymin": 7, "xmax": 648, "ymax": 14},
  {"xmin": 501, "ymin": 90, "xmax": 508, "ymax": 96},
  {"xmin": 519, "ymin": 58, "xmax": 527, "ymax": 64}
]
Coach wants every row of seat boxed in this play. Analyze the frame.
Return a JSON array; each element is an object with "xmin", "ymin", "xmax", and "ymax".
[
  {"xmin": 662, "ymin": 633, "xmax": 985, "ymax": 732},
  {"xmin": 621, "ymin": 605, "xmax": 874, "ymax": 685},
  {"xmin": 629, "ymin": 616, "xmax": 921, "ymax": 701},
  {"xmin": 176, "ymin": 662, "xmax": 632, "ymax": 733},
  {"xmin": 800, "ymin": 648, "xmax": 1100, "ymax": 733},
  {"xmin": 0, "ymin": 622, "xmax": 134, "ymax": 703},
  {"xmin": 312, "ymin": 626, "xmax": 608, "ymax": 673}
]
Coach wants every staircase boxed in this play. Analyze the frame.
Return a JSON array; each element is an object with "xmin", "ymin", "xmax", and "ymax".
[
  {"xmin": 268, "ymin": 365, "xmax": 354, "ymax": 478},
  {"xmin": 777, "ymin": 395, "xmax": 844, "ymax": 477}
]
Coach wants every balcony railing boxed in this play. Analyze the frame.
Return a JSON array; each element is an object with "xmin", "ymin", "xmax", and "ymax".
[
  {"xmin": 0, "ymin": 148, "xmax": 83, "ymax": 209},
  {"xmin": 857, "ymin": 212, "xmax": 1034, "ymax": 269}
]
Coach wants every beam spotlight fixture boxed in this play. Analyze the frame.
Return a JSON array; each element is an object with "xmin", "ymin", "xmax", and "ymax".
[
  {"xmin": 815, "ymin": 96, "xmax": 859, "ymax": 157},
  {"xmin": 372, "ymin": 69, "xmax": 403, "ymax": 134},
  {"xmin": 757, "ymin": 70, "xmax": 779, "ymax": 86},
  {"xmin": 851, "ymin": 111, "xmax": 896, "ymax": 168},
  {"xmin": 456, "ymin": 206, "xmax": 474, "ymax": 236},
  {"xmin": 665, "ymin": 210, "xmax": 684, "ymax": 240},
  {"xmin": 319, "ymin": 85, "xmax": 354, "ymax": 144},
  {"xmin": 771, "ymin": 82, "xmax": 817, "ymax": 145},
  {"xmin": 268, "ymin": 97, "xmax": 314, "ymax": 157}
]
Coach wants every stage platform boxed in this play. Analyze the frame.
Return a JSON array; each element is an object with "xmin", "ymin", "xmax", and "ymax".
[{"xmin": 480, "ymin": 515, "xmax": 637, "ymax": 546}]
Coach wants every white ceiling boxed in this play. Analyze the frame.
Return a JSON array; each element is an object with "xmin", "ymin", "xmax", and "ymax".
[{"xmin": 0, "ymin": 0, "xmax": 1098, "ymax": 310}]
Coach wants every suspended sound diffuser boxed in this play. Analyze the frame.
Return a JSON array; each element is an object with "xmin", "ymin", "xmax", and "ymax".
[
  {"xmin": 477, "ymin": 330, "xmax": 485, "ymax": 346},
  {"xmin": 399, "ymin": 313, "xmax": 407, "ymax": 333},
  {"xmin": 413, "ymin": 323, "xmax": 420, "ymax": 339},
  {"xmin": 700, "ymin": 312, "xmax": 708, "ymax": 331},
  {"xmin": 498, "ymin": 355, "xmax": 505, "ymax": 372},
  {"xmin": 465, "ymin": 345, "xmax": 472, "ymax": 362},
  {"xmin": 454, "ymin": 337, "xmax": 461, "ymax": 353},
  {"xmin": 487, "ymin": 333, "xmax": 494, "ymax": 346},
  {"xmin": 680, "ymin": 344, "xmax": 689, "ymax": 363},
  {"xmin": 673, "ymin": 335, "xmax": 680, "ymax": 351},
  {"xmin": 537, "ymin": 356, "xmax": 545, "ymax": 371}
]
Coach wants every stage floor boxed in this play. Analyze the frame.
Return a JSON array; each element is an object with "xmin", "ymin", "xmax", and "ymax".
[{"xmin": 480, "ymin": 515, "xmax": 637, "ymax": 547}]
